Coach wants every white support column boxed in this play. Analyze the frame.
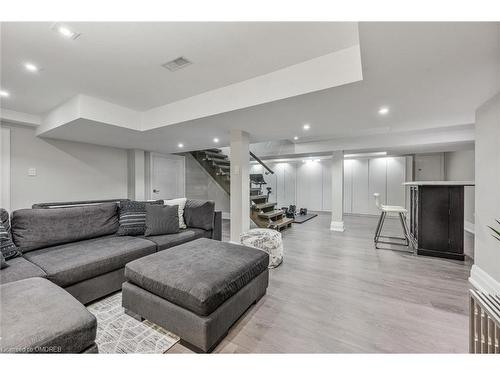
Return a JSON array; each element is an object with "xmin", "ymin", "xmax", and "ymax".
[
  {"xmin": 230, "ymin": 130, "xmax": 250, "ymax": 242},
  {"xmin": 330, "ymin": 150, "xmax": 345, "ymax": 232},
  {"xmin": 127, "ymin": 149, "xmax": 146, "ymax": 200}
]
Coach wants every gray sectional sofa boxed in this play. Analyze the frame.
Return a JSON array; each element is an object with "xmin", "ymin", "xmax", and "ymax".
[{"xmin": 0, "ymin": 199, "xmax": 222, "ymax": 353}]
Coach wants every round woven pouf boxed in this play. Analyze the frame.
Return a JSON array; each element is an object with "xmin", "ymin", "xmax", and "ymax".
[{"xmin": 240, "ymin": 228, "xmax": 283, "ymax": 268}]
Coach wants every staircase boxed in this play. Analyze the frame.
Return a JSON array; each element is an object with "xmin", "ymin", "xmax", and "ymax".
[{"xmin": 190, "ymin": 149, "xmax": 293, "ymax": 231}]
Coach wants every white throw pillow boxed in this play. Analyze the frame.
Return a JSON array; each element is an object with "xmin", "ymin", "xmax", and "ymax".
[{"xmin": 164, "ymin": 198, "xmax": 187, "ymax": 229}]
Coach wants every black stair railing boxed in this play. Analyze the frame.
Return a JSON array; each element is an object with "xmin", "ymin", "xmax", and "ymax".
[{"xmin": 249, "ymin": 151, "xmax": 274, "ymax": 175}]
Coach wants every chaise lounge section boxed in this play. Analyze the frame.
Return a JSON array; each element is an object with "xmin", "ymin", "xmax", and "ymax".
[{"xmin": 0, "ymin": 198, "xmax": 223, "ymax": 353}]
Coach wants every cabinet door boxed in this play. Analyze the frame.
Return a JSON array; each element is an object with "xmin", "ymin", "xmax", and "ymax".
[{"xmin": 419, "ymin": 186, "xmax": 449, "ymax": 251}]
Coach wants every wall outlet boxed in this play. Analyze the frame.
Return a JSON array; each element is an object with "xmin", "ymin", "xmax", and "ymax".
[{"xmin": 28, "ymin": 168, "xmax": 37, "ymax": 176}]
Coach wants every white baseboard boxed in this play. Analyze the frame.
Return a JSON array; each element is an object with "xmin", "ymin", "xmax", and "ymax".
[
  {"xmin": 330, "ymin": 220, "xmax": 345, "ymax": 232},
  {"xmin": 469, "ymin": 264, "xmax": 500, "ymax": 295}
]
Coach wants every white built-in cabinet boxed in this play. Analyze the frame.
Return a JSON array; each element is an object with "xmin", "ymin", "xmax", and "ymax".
[
  {"xmin": 249, "ymin": 156, "xmax": 407, "ymax": 214},
  {"xmin": 344, "ymin": 157, "xmax": 407, "ymax": 215}
]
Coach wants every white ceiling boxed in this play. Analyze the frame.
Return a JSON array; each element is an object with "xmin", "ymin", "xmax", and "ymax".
[
  {"xmin": 0, "ymin": 22, "xmax": 358, "ymax": 113},
  {"xmin": 1, "ymin": 22, "xmax": 499, "ymax": 154}
]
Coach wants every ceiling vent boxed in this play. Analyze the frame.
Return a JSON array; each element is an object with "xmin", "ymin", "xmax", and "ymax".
[{"xmin": 162, "ymin": 57, "xmax": 192, "ymax": 72}]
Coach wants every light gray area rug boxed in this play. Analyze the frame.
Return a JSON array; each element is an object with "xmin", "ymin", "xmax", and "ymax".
[{"xmin": 87, "ymin": 292, "xmax": 179, "ymax": 354}]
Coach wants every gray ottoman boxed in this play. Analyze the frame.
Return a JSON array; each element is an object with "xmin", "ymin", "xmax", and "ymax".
[
  {"xmin": 0, "ymin": 277, "xmax": 98, "ymax": 353},
  {"xmin": 122, "ymin": 238, "xmax": 269, "ymax": 352}
]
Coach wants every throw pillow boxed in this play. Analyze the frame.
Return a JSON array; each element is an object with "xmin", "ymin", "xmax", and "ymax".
[
  {"xmin": 164, "ymin": 198, "xmax": 187, "ymax": 229},
  {"xmin": 117, "ymin": 200, "xmax": 163, "ymax": 236},
  {"xmin": 144, "ymin": 204, "xmax": 180, "ymax": 236},
  {"xmin": 0, "ymin": 222, "xmax": 21, "ymax": 260},
  {"xmin": 183, "ymin": 199, "xmax": 215, "ymax": 230},
  {"xmin": 0, "ymin": 253, "xmax": 8, "ymax": 269}
]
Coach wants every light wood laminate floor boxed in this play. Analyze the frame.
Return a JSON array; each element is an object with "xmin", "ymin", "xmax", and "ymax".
[{"xmin": 168, "ymin": 213, "xmax": 472, "ymax": 353}]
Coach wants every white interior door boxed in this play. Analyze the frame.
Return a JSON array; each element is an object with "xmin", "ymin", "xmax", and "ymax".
[
  {"xmin": 150, "ymin": 153, "xmax": 185, "ymax": 200},
  {"xmin": 414, "ymin": 153, "xmax": 444, "ymax": 181}
]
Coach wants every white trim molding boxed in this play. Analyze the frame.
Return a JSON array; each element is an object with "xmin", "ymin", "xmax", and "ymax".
[
  {"xmin": 330, "ymin": 220, "xmax": 345, "ymax": 232},
  {"xmin": 469, "ymin": 264, "xmax": 500, "ymax": 295}
]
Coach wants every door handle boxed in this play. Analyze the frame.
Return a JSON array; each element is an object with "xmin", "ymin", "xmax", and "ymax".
[{"xmin": 153, "ymin": 189, "xmax": 160, "ymax": 193}]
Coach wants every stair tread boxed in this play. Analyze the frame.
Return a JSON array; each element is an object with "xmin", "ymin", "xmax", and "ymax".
[
  {"xmin": 270, "ymin": 217, "xmax": 294, "ymax": 228},
  {"xmin": 258, "ymin": 210, "xmax": 284, "ymax": 219},
  {"xmin": 213, "ymin": 159, "xmax": 230, "ymax": 165},
  {"xmin": 217, "ymin": 165, "xmax": 230, "ymax": 170},
  {"xmin": 203, "ymin": 151, "xmax": 227, "ymax": 159},
  {"xmin": 250, "ymin": 195, "xmax": 267, "ymax": 201},
  {"xmin": 254, "ymin": 202, "xmax": 277, "ymax": 210}
]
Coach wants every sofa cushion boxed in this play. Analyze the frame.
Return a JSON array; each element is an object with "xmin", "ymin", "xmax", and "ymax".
[
  {"xmin": 1, "ymin": 222, "xmax": 22, "ymax": 260},
  {"xmin": 0, "ymin": 277, "xmax": 96, "ymax": 353},
  {"xmin": 125, "ymin": 238, "xmax": 269, "ymax": 316},
  {"xmin": 184, "ymin": 199, "xmax": 215, "ymax": 230},
  {"xmin": 164, "ymin": 198, "xmax": 187, "ymax": 229},
  {"xmin": 24, "ymin": 236, "xmax": 156, "ymax": 287},
  {"xmin": 11, "ymin": 203, "xmax": 119, "ymax": 253},
  {"xmin": 144, "ymin": 204, "xmax": 179, "ymax": 236},
  {"xmin": 117, "ymin": 200, "xmax": 163, "ymax": 236},
  {"xmin": 0, "ymin": 256, "xmax": 47, "ymax": 285},
  {"xmin": 145, "ymin": 228, "xmax": 211, "ymax": 251}
]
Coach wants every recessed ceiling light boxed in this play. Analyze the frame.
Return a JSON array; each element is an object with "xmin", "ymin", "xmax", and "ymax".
[
  {"xmin": 303, "ymin": 124, "xmax": 311, "ymax": 130},
  {"xmin": 0, "ymin": 90, "xmax": 10, "ymax": 98},
  {"xmin": 178, "ymin": 143, "xmax": 184, "ymax": 148},
  {"xmin": 213, "ymin": 138, "xmax": 219, "ymax": 143},
  {"xmin": 378, "ymin": 106, "xmax": 390, "ymax": 115},
  {"xmin": 24, "ymin": 63, "xmax": 39, "ymax": 72},
  {"xmin": 293, "ymin": 136, "xmax": 299, "ymax": 141},
  {"xmin": 51, "ymin": 23, "xmax": 81, "ymax": 40}
]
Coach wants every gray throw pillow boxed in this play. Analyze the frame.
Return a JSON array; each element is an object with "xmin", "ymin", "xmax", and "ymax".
[
  {"xmin": 0, "ymin": 253, "xmax": 8, "ymax": 269},
  {"xmin": 145, "ymin": 204, "xmax": 180, "ymax": 236}
]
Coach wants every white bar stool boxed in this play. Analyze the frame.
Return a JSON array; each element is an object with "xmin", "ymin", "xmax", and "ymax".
[{"xmin": 373, "ymin": 193, "xmax": 412, "ymax": 250}]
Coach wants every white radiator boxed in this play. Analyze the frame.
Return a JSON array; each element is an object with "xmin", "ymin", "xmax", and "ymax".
[{"xmin": 469, "ymin": 289, "xmax": 500, "ymax": 353}]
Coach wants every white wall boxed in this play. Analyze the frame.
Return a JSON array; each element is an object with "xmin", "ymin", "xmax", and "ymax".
[
  {"xmin": 444, "ymin": 149, "xmax": 475, "ymax": 224},
  {"xmin": 470, "ymin": 93, "xmax": 500, "ymax": 294},
  {"xmin": 344, "ymin": 156, "xmax": 407, "ymax": 215},
  {"xmin": 184, "ymin": 153, "xmax": 230, "ymax": 216},
  {"xmin": 248, "ymin": 156, "xmax": 406, "ymax": 214},
  {"xmin": 2, "ymin": 123, "xmax": 128, "ymax": 210}
]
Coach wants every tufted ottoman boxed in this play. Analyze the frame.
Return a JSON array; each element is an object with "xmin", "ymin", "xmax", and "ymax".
[
  {"xmin": 240, "ymin": 228, "xmax": 283, "ymax": 268},
  {"xmin": 122, "ymin": 238, "xmax": 269, "ymax": 352}
]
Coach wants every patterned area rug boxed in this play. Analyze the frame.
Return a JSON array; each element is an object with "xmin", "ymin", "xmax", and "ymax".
[{"xmin": 87, "ymin": 292, "xmax": 179, "ymax": 354}]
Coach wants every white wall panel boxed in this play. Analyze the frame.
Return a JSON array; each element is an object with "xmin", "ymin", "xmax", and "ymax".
[
  {"xmin": 297, "ymin": 161, "xmax": 323, "ymax": 210},
  {"xmin": 351, "ymin": 159, "xmax": 370, "ymax": 214},
  {"xmin": 386, "ymin": 157, "xmax": 406, "ymax": 207},
  {"xmin": 368, "ymin": 158, "xmax": 387, "ymax": 215},
  {"xmin": 322, "ymin": 160, "xmax": 332, "ymax": 211},
  {"xmin": 343, "ymin": 159, "xmax": 353, "ymax": 213}
]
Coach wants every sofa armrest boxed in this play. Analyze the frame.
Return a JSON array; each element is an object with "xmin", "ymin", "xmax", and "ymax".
[{"xmin": 212, "ymin": 211, "xmax": 222, "ymax": 241}]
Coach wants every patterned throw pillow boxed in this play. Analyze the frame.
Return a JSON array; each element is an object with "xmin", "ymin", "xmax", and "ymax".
[
  {"xmin": 0, "ymin": 222, "xmax": 21, "ymax": 261},
  {"xmin": 117, "ymin": 200, "xmax": 163, "ymax": 236}
]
